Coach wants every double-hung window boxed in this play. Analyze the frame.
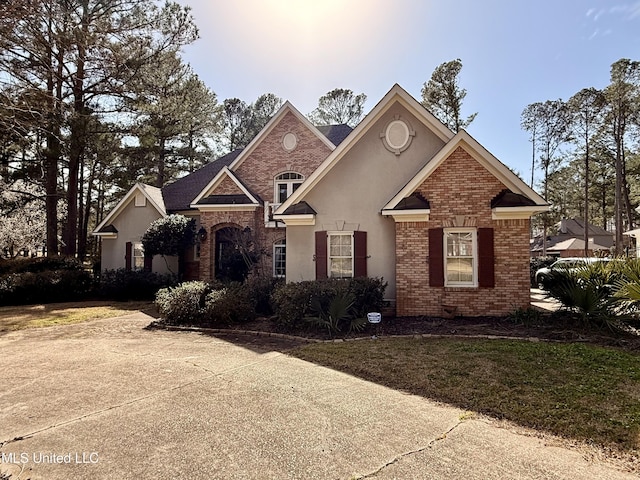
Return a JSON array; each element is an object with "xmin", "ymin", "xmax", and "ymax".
[
  {"xmin": 133, "ymin": 242, "xmax": 145, "ymax": 271},
  {"xmin": 328, "ymin": 233, "xmax": 353, "ymax": 278},
  {"xmin": 444, "ymin": 229, "xmax": 477, "ymax": 286}
]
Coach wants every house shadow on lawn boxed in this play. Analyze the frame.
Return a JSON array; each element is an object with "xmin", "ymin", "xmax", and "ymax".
[{"xmin": 202, "ymin": 330, "xmax": 309, "ymax": 354}]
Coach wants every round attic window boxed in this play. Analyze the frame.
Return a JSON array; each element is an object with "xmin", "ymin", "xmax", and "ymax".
[
  {"xmin": 381, "ymin": 117, "xmax": 415, "ymax": 155},
  {"xmin": 385, "ymin": 120, "xmax": 410, "ymax": 150},
  {"xmin": 282, "ymin": 132, "xmax": 297, "ymax": 151}
]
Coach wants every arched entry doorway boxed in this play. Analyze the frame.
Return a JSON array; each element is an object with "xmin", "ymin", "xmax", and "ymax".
[{"xmin": 214, "ymin": 226, "xmax": 252, "ymax": 282}]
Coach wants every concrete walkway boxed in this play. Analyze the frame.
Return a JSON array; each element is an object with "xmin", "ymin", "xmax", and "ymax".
[
  {"xmin": 0, "ymin": 313, "xmax": 634, "ymax": 479},
  {"xmin": 531, "ymin": 287, "xmax": 562, "ymax": 312}
]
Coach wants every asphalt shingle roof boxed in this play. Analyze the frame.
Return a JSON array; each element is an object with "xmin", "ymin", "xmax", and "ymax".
[
  {"xmin": 160, "ymin": 125, "xmax": 351, "ymax": 213},
  {"xmin": 316, "ymin": 124, "xmax": 353, "ymax": 146},
  {"xmin": 161, "ymin": 149, "xmax": 242, "ymax": 212}
]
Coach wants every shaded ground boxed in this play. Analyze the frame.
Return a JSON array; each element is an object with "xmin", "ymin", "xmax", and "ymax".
[
  {"xmin": 203, "ymin": 313, "xmax": 640, "ymax": 352},
  {"xmin": 1, "ymin": 313, "xmax": 637, "ymax": 479}
]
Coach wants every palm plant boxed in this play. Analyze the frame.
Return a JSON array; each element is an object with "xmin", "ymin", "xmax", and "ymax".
[
  {"xmin": 544, "ymin": 261, "xmax": 622, "ymax": 328},
  {"xmin": 613, "ymin": 258, "xmax": 640, "ymax": 321},
  {"xmin": 305, "ymin": 291, "xmax": 367, "ymax": 338}
]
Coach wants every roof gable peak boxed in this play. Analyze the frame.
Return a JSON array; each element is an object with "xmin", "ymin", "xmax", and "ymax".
[{"xmin": 227, "ymin": 101, "xmax": 335, "ymax": 172}]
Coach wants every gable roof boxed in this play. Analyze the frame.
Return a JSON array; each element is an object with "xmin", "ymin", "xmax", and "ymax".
[
  {"xmin": 226, "ymin": 101, "xmax": 337, "ymax": 172},
  {"xmin": 161, "ymin": 149, "xmax": 241, "ymax": 212},
  {"xmin": 554, "ymin": 218, "xmax": 613, "ymax": 237},
  {"xmin": 383, "ymin": 129, "xmax": 548, "ymax": 212},
  {"xmin": 93, "ymin": 183, "xmax": 166, "ymax": 234},
  {"xmin": 276, "ymin": 84, "xmax": 455, "ymax": 215},
  {"xmin": 190, "ymin": 166, "xmax": 261, "ymax": 209}
]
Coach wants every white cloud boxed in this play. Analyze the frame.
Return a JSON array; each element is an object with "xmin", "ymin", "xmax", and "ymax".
[{"xmin": 610, "ymin": 1, "xmax": 640, "ymax": 19}]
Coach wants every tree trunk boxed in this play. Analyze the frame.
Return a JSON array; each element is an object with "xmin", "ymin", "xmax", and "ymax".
[
  {"xmin": 157, "ymin": 136, "xmax": 166, "ymax": 187},
  {"xmin": 63, "ymin": 0, "xmax": 89, "ymax": 257},
  {"xmin": 583, "ymin": 135, "xmax": 589, "ymax": 257}
]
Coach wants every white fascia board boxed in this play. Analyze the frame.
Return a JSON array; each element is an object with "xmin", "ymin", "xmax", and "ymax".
[
  {"xmin": 93, "ymin": 183, "xmax": 166, "ymax": 234},
  {"xmin": 384, "ymin": 130, "xmax": 549, "ymax": 211},
  {"xmin": 92, "ymin": 232, "xmax": 117, "ymax": 239},
  {"xmin": 272, "ymin": 214, "xmax": 316, "ymax": 226},
  {"xmin": 194, "ymin": 204, "xmax": 259, "ymax": 212},
  {"xmin": 278, "ymin": 84, "xmax": 455, "ymax": 215},
  {"xmin": 190, "ymin": 167, "xmax": 260, "ymax": 208},
  {"xmin": 491, "ymin": 205, "xmax": 550, "ymax": 220},
  {"xmin": 381, "ymin": 209, "xmax": 430, "ymax": 222}
]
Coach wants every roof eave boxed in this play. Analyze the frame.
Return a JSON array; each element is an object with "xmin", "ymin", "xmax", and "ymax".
[
  {"xmin": 191, "ymin": 204, "xmax": 259, "ymax": 212},
  {"xmin": 381, "ymin": 209, "xmax": 430, "ymax": 222},
  {"xmin": 92, "ymin": 232, "xmax": 117, "ymax": 238},
  {"xmin": 491, "ymin": 205, "xmax": 550, "ymax": 220},
  {"xmin": 272, "ymin": 213, "xmax": 316, "ymax": 226}
]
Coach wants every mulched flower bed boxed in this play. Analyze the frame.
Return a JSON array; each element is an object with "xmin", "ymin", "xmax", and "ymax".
[{"xmin": 209, "ymin": 313, "xmax": 640, "ymax": 352}]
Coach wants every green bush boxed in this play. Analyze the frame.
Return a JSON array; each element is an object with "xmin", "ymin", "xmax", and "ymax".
[
  {"xmin": 272, "ymin": 277, "xmax": 387, "ymax": 329},
  {"xmin": 243, "ymin": 275, "xmax": 282, "ymax": 315},
  {"xmin": 155, "ymin": 281, "xmax": 211, "ymax": 326},
  {"xmin": 0, "ymin": 256, "xmax": 85, "ymax": 276},
  {"xmin": 99, "ymin": 269, "xmax": 177, "ymax": 301},
  {"xmin": 0, "ymin": 268, "xmax": 94, "ymax": 306},
  {"xmin": 205, "ymin": 283, "xmax": 256, "ymax": 325}
]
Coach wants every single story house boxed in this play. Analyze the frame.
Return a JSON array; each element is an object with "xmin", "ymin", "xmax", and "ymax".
[
  {"xmin": 94, "ymin": 84, "xmax": 549, "ymax": 317},
  {"xmin": 531, "ymin": 218, "xmax": 614, "ymax": 257}
]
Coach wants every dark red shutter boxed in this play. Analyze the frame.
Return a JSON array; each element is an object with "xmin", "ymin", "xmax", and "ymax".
[
  {"xmin": 429, "ymin": 228, "xmax": 444, "ymax": 287},
  {"xmin": 353, "ymin": 231, "xmax": 367, "ymax": 277},
  {"xmin": 125, "ymin": 242, "xmax": 132, "ymax": 271},
  {"xmin": 478, "ymin": 227, "xmax": 495, "ymax": 288},
  {"xmin": 315, "ymin": 231, "xmax": 327, "ymax": 279},
  {"xmin": 144, "ymin": 254, "xmax": 152, "ymax": 272}
]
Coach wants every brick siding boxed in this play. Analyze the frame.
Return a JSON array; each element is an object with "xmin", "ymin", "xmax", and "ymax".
[
  {"xmin": 396, "ymin": 147, "xmax": 531, "ymax": 317},
  {"xmin": 198, "ymin": 110, "xmax": 332, "ymax": 281}
]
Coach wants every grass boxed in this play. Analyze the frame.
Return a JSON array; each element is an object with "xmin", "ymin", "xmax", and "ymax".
[
  {"xmin": 0, "ymin": 300, "xmax": 156, "ymax": 332},
  {"xmin": 291, "ymin": 337, "xmax": 640, "ymax": 454}
]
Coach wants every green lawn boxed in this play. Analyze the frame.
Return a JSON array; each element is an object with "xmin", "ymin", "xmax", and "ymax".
[
  {"xmin": 0, "ymin": 301, "xmax": 156, "ymax": 332},
  {"xmin": 291, "ymin": 337, "xmax": 640, "ymax": 453}
]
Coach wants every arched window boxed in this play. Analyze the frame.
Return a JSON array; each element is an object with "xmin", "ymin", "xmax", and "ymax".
[
  {"xmin": 274, "ymin": 172, "xmax": 304, "ymax": 203},
  {"xmin": 273, "ymin": 239, "xmax": 286, "ymax": 278}
]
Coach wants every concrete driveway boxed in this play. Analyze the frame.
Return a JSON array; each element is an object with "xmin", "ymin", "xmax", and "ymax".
[{"xmin": 0, "ymin": 313, "xmax": 634, "ymax": 479}]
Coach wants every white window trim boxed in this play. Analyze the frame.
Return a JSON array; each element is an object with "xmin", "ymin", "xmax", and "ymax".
[
  {"xmin": 328, "ymin": 231, "xmax": 354, "ymax": 279},
  {"xmin": 274, "ymin": 172, "xmax": 304, "ymax": 204},
  {"xmin": 273, "ymin": 239, "xmax": 286, "ymax": 278},
  {"xmin": 134, "ymin": 193, "xmax": 146, "ymax": 207},
  {"xmin": 443, "ymin": 228, "xmax": 478, "ymax": 287},
  {"xmin": 133, "ymin": 242, "xmax": 145, "ymax": 271}
]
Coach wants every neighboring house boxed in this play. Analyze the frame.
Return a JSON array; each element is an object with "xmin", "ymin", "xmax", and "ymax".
[
  {"xmin": 531, "ymin": 218, "xmax": 614, "ymax": 257},
  {"xmin": 94, "ymin": 84, "xmax": 548, "ymax": 317}
]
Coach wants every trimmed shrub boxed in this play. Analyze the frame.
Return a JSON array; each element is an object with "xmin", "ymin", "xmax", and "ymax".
[
  {"xmin": 0, "ymin": 256, "xmax": 84, "ymax": 276},
  {"xmin": 243, "ymin": 275, "xmax": 282, "ymax": 315},
  {"xmin": 205, "ymin": 283, "xmax": 256, "ymax": 325},
  {"xmin": 0, "ymin": 268, "xmax": 94, "ymax": 306},
  {"xmin": 99, "ymin": 269, "xmax": 177, "ymax": 301},
  {"xmin": 272, "ymin": 277, "xmax": 387, "ymax": 329},
  {"xmin": 155, "ymin": 281, "xmax": 210, "ymax": 325}
]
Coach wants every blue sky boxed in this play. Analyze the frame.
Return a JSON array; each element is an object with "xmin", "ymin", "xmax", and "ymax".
[{"xmin": 175, "ymin": 0, "xmax": 640, "ymax": 188}]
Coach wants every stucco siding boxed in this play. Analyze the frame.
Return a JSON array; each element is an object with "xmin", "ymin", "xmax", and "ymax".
[
  {"xmin": 100, "ymin": 198, "xmax": 177, "ymax": 274},
  {"xmin": 285, "ymin": 104, "xmax": 447, "ymax": 300}
]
